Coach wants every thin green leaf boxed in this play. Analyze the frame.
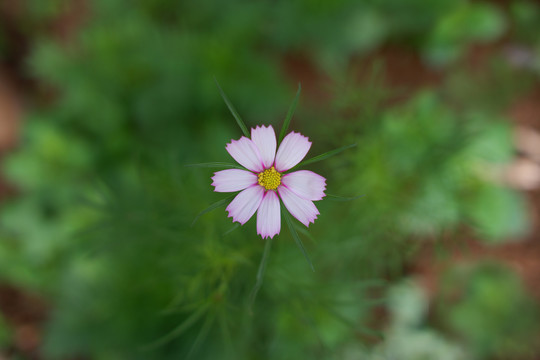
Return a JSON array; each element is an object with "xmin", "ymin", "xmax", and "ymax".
[
  {"xmin": 294, "ymin": 223, "xmax": 316, "ymax": 243},
  {"xmin": 296, "ymin": 304, "xmax": 326, "ymax": 348},
  {"xmin": 350, "ymin": 278, "xmax": 388, "ymax": 289},
  {"xmin": 192, "ymin": 195, "xmax": 235, "ymax": 226},
  {"xmin": 294, "ymin": 143, "xmax": 357, "ymax": 169},
  {"xmin": 278, "ymin": 83, "xmax": 301, "ymax": 145},
  {"xmin": 214, "ymin": 78, "xmax": 250, "ymax": 137},
  {"xmin": 159, "ymin": 298, "xmax": 209, "ymax": 316},
  {"xmin": 325, "ymin": 193, "xmax": 365, "ymax": 201},
  {"xmin": 222, "ymin": 223, "xmax": 240, "ymax": 237},
  {"xmin": 323, "ymin": 305, "xmax": 384, "ymax": 339},
  {"xmin": 249, "ymin": 236, "xmax": 274, "ymax": 313},
  {"xmin": 218, "ymin": 313, "xmax": 236, "ymax": 356},
  {"xmin": 187, "ymin": 313, "xmax": 215, "ymax": 359},
  {"xmin": 140, "ymin": 304, "xmax": 209, "ymax": 350},
  {"xmin": 283, "ymin": 207, "xmax": 315, "ymax": 272},
  {"xmin": 185, "ymin": 162, "xmax": 245, "ymax": 170}
]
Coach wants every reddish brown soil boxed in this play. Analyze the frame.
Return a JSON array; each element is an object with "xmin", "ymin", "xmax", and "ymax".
[
  {"xmin": 0, "ymin": 69, "xmax": 20, "ymax": 202},
  {"xmin": 0, "ymin": 284, "xmax": 47, "ymax": 359}
]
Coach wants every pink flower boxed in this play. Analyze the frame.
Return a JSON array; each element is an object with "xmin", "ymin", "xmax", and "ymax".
[{"xmin": 212, "ymin": 125, "xmax": 326, "ymax": 239}]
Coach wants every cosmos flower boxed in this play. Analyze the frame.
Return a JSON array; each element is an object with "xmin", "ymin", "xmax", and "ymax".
[{"xmin": 212, "ymin": 125, "xmax": 326, "ymax": 239}]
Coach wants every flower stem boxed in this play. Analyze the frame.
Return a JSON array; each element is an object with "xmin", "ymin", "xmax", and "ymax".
[{"xmin": 248, "ymin": 236, "xmax": 274, "ymax": 313}]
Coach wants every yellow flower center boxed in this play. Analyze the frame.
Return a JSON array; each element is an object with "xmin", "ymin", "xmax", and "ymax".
[{"xmin": 258, "ymin": 166, "xmax": 281, "ymax": 190}]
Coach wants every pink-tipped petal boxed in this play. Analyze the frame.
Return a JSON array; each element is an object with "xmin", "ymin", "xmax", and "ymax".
[
  {"xmin": 226, "ymin": 137, "xmax": 264, "ymax": 172},
  {"xmin": 274, "ymin": 131, "xmax": 312, "ymax": 172},
  {"xmin": 278, "ymin": 186, "xmax": 319, "ymax": 227},
  {"xmin": 212, "ymin": 169, "xmax": 258, "ymax": 193},
  {"xmin": 281, "ymin": 170, "xmax": 327, "ymax": 201},
  {"xmin": 251, "ymin": 125, "xmax": 277, "ymax": 169},
  {"xmin": 226, "ymin": 185, "xmax": 264, "ymax": 225},
  {"xmin": 257, "ymin": 190, "xmax": 281, "ymax": 239}
]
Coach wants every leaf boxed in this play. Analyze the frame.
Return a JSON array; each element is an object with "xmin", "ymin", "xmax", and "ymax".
[
  {"xmin": 192, "ymin": 194, "xmax": 236, "ymax": 226},
  {"xmin": 222, "ymin": 223, "xmax": 240, "ymax": 237},
  {"xmin": 214, "ymin": 78, "xmax": 250, "ymax": 137},
  {"xmin": 294, "ymin": 223, "xmax": 316, "ymax": 243},
  {"xmin": 278, "ymin": 83, "xmax": 301, "ymax": 145},
  {"xmin": 218, "ymin": 313, "xmax": 236, "ymax": 356},
  {"xmin": 140, "ymin": 304, "xmax": 209, "ymax": 350},
  {"xmin": 185, "ymin": 162, "xmax": 245, "ymax": 170},
  {"xmin": 294, "ymin": 143, "xmax": 357, "ymax": 169},
  {"xmin": 282, "ymin": 207, "xmax": 315, "ymax": 272},
  {"xmin": 186, "ymin": 313, "xmax": 215, "ymax": 359},
  {"xmin": 318, "ymin": 302, "xmax": 384, "ymax": 339},
  {"xmin": 248, "ymin": 236, "xmax": 274, "ymax": 312},
  {"xmin": 325, "ymin": 193, "xmax": 365, "ymax": 201}
]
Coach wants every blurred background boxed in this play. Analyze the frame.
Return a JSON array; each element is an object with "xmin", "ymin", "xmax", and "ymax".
[{"xmin": 1, "ymin": 0, "xmax": 540, "ymax": 359}]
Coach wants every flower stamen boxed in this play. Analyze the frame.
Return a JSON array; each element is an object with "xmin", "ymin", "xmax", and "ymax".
[{"xmin": 258, "ymin": 166, "xmax": 281, "ymax": 190}]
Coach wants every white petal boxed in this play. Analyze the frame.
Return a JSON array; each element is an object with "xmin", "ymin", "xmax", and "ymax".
[
  {"xmin": 226, "ymin": 185, "xmax": 264, "ymax": 225},
  {"xmin": 212, "ymin": 169, "xmax": 258, "ymax": 192},
  {"xmin": 251, "ymin": 125, "xmax": 277, "ymax": 169},
  {"xmin": 274, "ymin": 131, "xmax": 312, "ymax": 172},
  {"xmin": 226, "ymin": 137, "xmax": 264, "ymax": 172},
  {"xmin": 257, "ymin": 190, "xmax": 281, "ymax": 239},
  {"xmin": 278, "ymin": 186, "xmax": 319, "ymax": 227},
  {"xmin": 282, "ymin": 170, "xmax": 326, "ymax": 201}
]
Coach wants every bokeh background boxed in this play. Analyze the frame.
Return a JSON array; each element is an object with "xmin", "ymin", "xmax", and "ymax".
[{"xmin": 1, "ymin": 0, "xmax": 540, "ymax": 359}]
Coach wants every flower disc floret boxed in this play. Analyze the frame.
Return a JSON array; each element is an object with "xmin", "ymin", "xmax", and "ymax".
[{"xmin": 258, "ymin": 167, "xmax": 281, "ymax": 190}]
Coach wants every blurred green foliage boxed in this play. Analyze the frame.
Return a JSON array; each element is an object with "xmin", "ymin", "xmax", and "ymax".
[
  {"xmin": 337, "ymin": 92, "xmax": 527, "ymax": 246},
  {"xmin": 511, "ymin": 1, "xmax": 540, "ymax": 44},
  {"xmin": 0, "ymin": 313, "xmax": 11, "ymax": 349},
  {"xmin": 353, "ymin": 271, "xmax": 540, "ymax": 360},
  {"xmin": 437, "ymin": 263, "xmax": 540, "ymax": 358},
  {"xmin": 424, "ymin": 2, "xmax": 505, "ymax": 66},
  {"xmin": 368, "ymin": 281, "xmax": 466, "ymax": 360},
  {"xmin": 508, "ymin": 1, "xmax": 540, "ymax": 76},
  {"xmin": 1, "ymin": 0, "xmax": 538, "ymax": 358}
]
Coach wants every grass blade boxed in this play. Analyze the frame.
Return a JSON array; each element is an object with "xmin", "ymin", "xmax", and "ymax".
[
  {"xmin": 282, "ymin": 207, "xmax": 315, "ymax": 272},
  {"xmin": 294, "ymin": 143, "xmax": 356, "ymax": 169},
  {"xmin": 214, "ymin": 78, "xmax": 250, "ymax": 137},
  {"xmin": 325, "ymin": 193, "xmax": 365, "ymax": 201},
  {"xmin": 185, "ymin": 162, "xmax": 245, "ymax": 170},
  {"xmin": 278, "ymin": 83, "xmax": 301, "ymax": 145},
  {"xmin": 249, "ymin": 236, "xmax": 274, "ymax": 313},
  {"xmin": 192, "ymin": 194, "xmax": 235, "ymax": 226}
]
